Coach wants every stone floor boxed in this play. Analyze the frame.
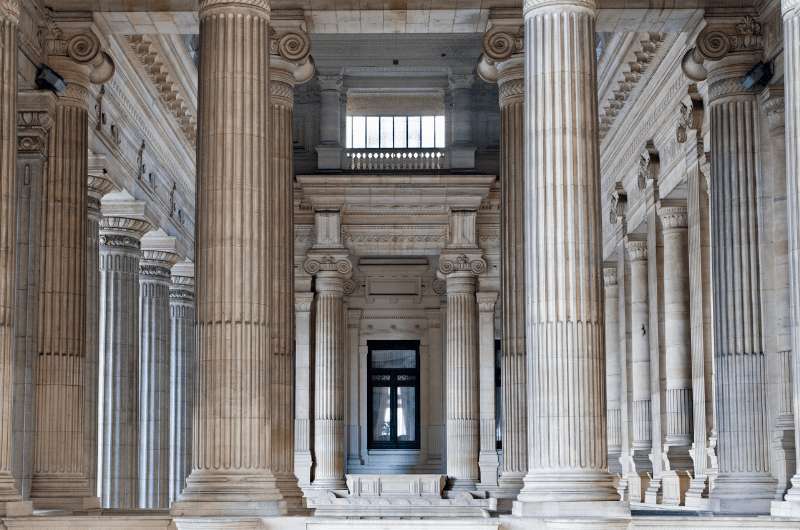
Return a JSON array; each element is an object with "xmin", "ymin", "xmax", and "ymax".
[{"xmin": 1, "ymin": 513, "xmax": 800, "ymax": 530}]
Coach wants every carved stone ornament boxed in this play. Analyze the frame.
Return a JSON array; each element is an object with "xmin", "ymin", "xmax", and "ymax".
[
  {"xmin": 432, "ymin": 279, "xmax": 447, "ymax": 295},
  {"xmin": 342, "ymin": 279, "xmax": 357, "ymax": 296},
  {"xmin": 438, "ymin": 254, "xmax": 487, "ymax": 276},
  {"xmin": 625, "ymin": 238, "xmax": 648, "ymax": 262},
  {"xmin": 658, "ymin": 204, "xmax": 689, "ymax": 230},
  {"xmin": 603, "ymin": 266, "xmax": 618, "ymax": 287},
  {"xmin": 199, "ymin": 0, "xmax": 270, "ymax": 15},
  {"xmin": 482, "ymin": 25, "xmax": 524, "ymax": 63},
  {"xmin": 608, "ymin": 182, "xmax": 627, "ymax": 225},
  {"xmin": 676, "ymin": 93, "xmax": 704, "ymax": 144},
  {"xmin": 17, "ymin": 110, "xmax": 53, "ymax": 156},
  {"xmin": 637, "ymin": 142, "xmax": 659, "ymax": 192},
  {"xmin": 0, "ymin": 0, "xmax": 20, "ymax": 24},
  {"xmin": 303, "ymin": 255, "xmax": 353, "ymax": 276}
]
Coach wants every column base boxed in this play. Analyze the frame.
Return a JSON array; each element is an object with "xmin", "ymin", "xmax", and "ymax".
[
  {"xmin": 31, "ymin": 496, "xmax": 100, "ymax": 513},
  {"xmin": 0, "ymin": 501, "xmax": 33, "ymax": 517},
  {"xmin": 772, "ymin": 499, "xmax": 800, "ymax": 517},
  {"xmin": 171, "ymin": 471, "xmax": 286, "ymax": 517},
  {"xmin": 446, "ymin": 478, "xmax": 478, "ymax": 493},
  {"xmin": 478, "ymin": 451, "xmax": 500, "ymax": 489},
  {"xmin": 709, "ymin": 472, "xmax": 776, "ymax": 515},
  {"xmin": 275, "ymin": 474, "xmax": 308, "ymax": 515},
  {"xmin": 684, "ymin": 475, "xmax": 711, "ymax": 509},
  {"xmin": 497, "ymin": 472, "xmax": 525, "ymax": 496},
  {"xmin": 644, "ymin": 477, "xmax": 662, "ymax": 504},
  {"xmin": 623, "ymin": 472, "xmax": 649, "ymax": 503},
  {"xmin": 512, "ymin": 500, "xmax": 630, "ymax": 519},
  {"xmin": 30, "ymin": 474, "xmax": 98, "ymax": 513}
]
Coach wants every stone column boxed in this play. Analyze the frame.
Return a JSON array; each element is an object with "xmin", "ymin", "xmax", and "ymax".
[
  {"xmin": 477, "ymin": 292, "xmax": 499, "ymax": 488},
  {"xmin": 98, "ymin": 198, "xmax": 152, "ymax": 509},
  {"xmin": 439, "ymin": 255, "xmax": 483, "ymax": 490},
  {"xmin": 623, "ymin": 235, "xmax": 652, "ymax": 503},
  {"xmin": 172, "ymin": 0, "xmax": 285, "ymax": 517},
  {"xmin": 479, "ymin": 28, "xmax": 527, "ymax": 493},
  {"xmin": 86, "ymin": 166, "xmax": 116, "ymax": 501},
  {"xmin": 305, "ymin": 254, "xmax": 352, "ymax": 492},
  {"xmin": 772, "ymin": 0, "xmax": 800, "ymax": 517},
  {"xmin": 683, "ymin": 15, "xmax": 776, "ymax": 514},
  {"xmin": 168, "ymin": 260, "xmax": 195, "ymax": 504},
  {"xmin": 448, "ymin": 74, "xmax": 476, "ymax": 169},
  {"xmin": 514, "ymin": 0, "xmax": 624, "ymax": 517},
  {"xmin": 0, "ymin": 0, "xmax": 22, "ymax": 511},
  {"xmin": 31, "ymin": 26, "xmax": 114, "ymax": 511},
  {"xmin": 659, "ymin": 203, "xmax": 693, "ymax": 505},
  {"xmin": 13, "ymin": 92, "xmax": 55, "ymax": 504},
  {"xmin": 270, "ymin": 30, "xmax": 313, "ymax": 510},
  {"xmin": 294, "ymin": 291, "xmax": 314, "ymax": 490},
  {"xmin": 316, "ymin": 74, "xmax": 343, "ymax": 170},
  {"xmin": 138, "ymin": 231, "xmax": 179, "ymax": 509},
  {"xmin": 603, "ymin": 264, "xmax": 622, "ymax": 476}
]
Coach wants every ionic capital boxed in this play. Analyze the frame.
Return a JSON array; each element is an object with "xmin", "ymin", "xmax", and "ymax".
[
  {"xmin": 784, "ymin": 0, "xmax": 800, "ymax": 17},
  {"xmin": 658, "ymin": 203, "xmax": 689, "ymax": 230},
  {"xmin": 524, "ymin": 0, "xmax": 597, "ymax": 17},
  {"xmin": 681, "ymin": 14, "xmax": 763, "ymax": 84},
  {"xmin": 199, "ymin": 0, "xmax": 270, "ymax": 18},
  {"xmin": 271, "ymin": 25, "xmax": 313, "ymax": 82},
  {"xmin": 294, "ymin": 291, "xmax": 314, "ymax": 313},
  {"xmin": 0, "ymin": 0, "xmax": 19, "ymax": 25},
  {"xmin": 603, "ymin": 264, "xmax": 618, "ymax": 287},
  {"xmin": 625, "ymin": 236, "xmax": 648, "ymax": 262},
  {"xmin": 303, "ymin": 254, "xmax": 353, "ymax": 279},
  {"xmin": 477, "ymin": 291, "xmax": 499, "ymax": 313},
  {"xmin": 170, "ymin": 260, "xmax": 195, "ymax": 303},
  {"xmin": 46, "ymin": 26, "xmax": 115, "ymax": 99},
  {"xmin": 759, "ymin": 85, "xmax": 785, "ymax": 134},
  {"xmin": 438, "ymin": 252, "xmax": 487, "ymax": 278}
]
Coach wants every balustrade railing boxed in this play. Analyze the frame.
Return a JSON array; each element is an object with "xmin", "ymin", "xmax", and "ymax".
[{"xmin": 344, "ymin": 149, "xmax": 447, "ymax": 171}]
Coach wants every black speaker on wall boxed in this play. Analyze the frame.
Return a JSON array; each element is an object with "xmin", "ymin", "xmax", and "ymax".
[{"xmin": 36, "ymin": 64, "xmax": 67, "ymax": 95}]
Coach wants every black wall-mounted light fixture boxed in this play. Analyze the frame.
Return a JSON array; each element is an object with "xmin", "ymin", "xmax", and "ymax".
[
  {"xmin": 36, "ymin": 64, "xmax": 67, "ymax": 95},
  {"xmin": 741, "ymin": 61, "xmax": 773, "ymax": 91}
]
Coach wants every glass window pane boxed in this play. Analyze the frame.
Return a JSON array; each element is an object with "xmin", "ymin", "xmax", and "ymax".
[
  {"xmin": 346, "ymin": 116, "xmax": 352, "ymax": 148},
  {"xmin": 380, "ymin": 116, "xmax": 394, "ymax": 148},
  {"xmin": 366, "ymin": 116, "xmax": 380, "ymax": 148},
  {"xmin": 371, "ymin": 387, "xmax": 392, "ymax": 442},
  {"xmin": 352, "ymin": 116, "xmax": 366, "ymax": 149},
  {"xmin": 397, "ymin": 387, "xmax": 416, "ymax": 442},
  {"xmin": 408, "ymin": 116, "xmax": 421, "ymax": 148},
  {"xmin": 421, "ymin": 116, "xmax": 435, "ymax": 148},
  {"xmin": 372, "ymin": 349, "xmax": 416, "ymax": 369},
  {"xmin": 394, "ymin": 117, "xmax": 407, "ymax": 148},
  {"xmin": 435, "ymin": 115, "xmax": 446, "ymax": 148}
]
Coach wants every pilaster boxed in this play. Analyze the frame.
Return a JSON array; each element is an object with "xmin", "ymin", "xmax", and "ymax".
[
  {"xmin": 477, "ymin": 292, "xmax": 499, "ymax": 489},
  {"xmin": 315, "ymin": 74, "xmax": 344, "ymax": 170},
  {"xmin": 12, "ymin": 91, "xmax": 54, "ymax": 506},
  {"xmin": 448, "ymin": 74, "xmax": 476, "ymax": 169},
  {"xmin": 603, "ymin": 264, "xmax": 623, "ymax": 477},
  {"xmin": 0, "ymin": 0, "xmax": 26, "ymax": 513},
  {"xmin": 293, "ymin": 291, "xmax": 315, "ymax": 492}
]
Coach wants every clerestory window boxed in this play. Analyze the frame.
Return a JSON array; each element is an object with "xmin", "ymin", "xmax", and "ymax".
[{"xmin": 346, "ymin": 115, "xmax": 446, "ymax": 150}]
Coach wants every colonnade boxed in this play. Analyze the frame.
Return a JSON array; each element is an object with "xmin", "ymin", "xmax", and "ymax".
[{"xmin": 0, "ymin": 0, "xmax": 800, "ymax": 523}]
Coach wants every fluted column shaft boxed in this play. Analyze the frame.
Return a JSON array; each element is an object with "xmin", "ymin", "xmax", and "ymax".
[
  {"xmin": 98, "ymin": 218, "xmax": 149, "ymax": 509},
  {"xmin": 168, "ymin": 264, "xmax": 195, "ymax": 503},
  {"xmin": 0, "ymin": 0, "xmax": 19, "ymax": 504},
  {"xmin": 174, "ymin": 0, "xmax": 283, "ymax": 517},
  {"xmin": 516, "ymin": 0, "xmax": 622, "ymax": 515},
  {"xmin": 312, "ymin": 274, "xmax": 347, "ymax": 490},
  {"xmin": 270, "ymin": 64, "xmax": 302, "ymax": 510},
  {"xmin": 31, "ymin": 64, "xmax": 94, "ymax": 511},
  {"xmin": 781, "ymin": 0, "xmax": 800, "ymax": 510},
  {"xmin": 445, "ymin": 273, "xmax": 479, "ymax": 489},
  {"xmin": 498, "ymin": 57, "xmax": 527, "ymax": 490},
  {"xmin": 138, "ymin": 251, "xmax": 176, "ymax": 508},
  {"xmin": 478, "ymin": 292, "xmax": 499, "ymax": 487},
  {"xmin": 707, "ymin": 60, "xmax": 775, "ymax": 513},
  {"xmin": 603, "ymin": 265, "xmax": 622, "ymax": 475},
  {"xmin": 660, "ymin": 206, "xmax": 693, "ymax": 448},
  {"xmin": 85, "ymin": 174, "xmax": 115, "ymax": 501}
]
